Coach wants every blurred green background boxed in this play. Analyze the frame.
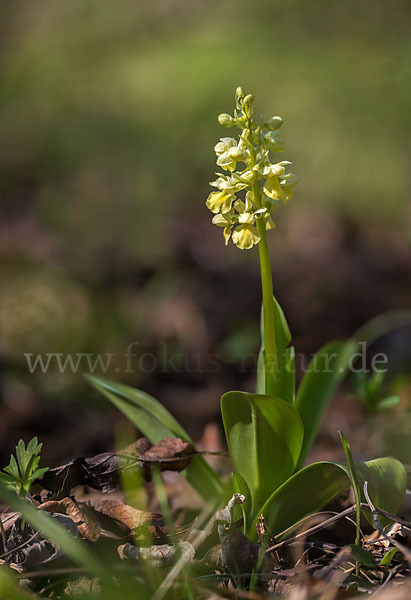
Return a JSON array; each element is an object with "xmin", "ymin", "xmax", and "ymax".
[{"xmin": 0, "ymin": 0, "xmax": 410, "ymax": 467}]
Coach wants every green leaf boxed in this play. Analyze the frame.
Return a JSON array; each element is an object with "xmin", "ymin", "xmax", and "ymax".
[
  {"xmin": 86, "ymin": 375, "xmax": 188, "ymax": 442},
  {"xmin": 255, "ymin": 457, "xmax": 406, "ymax": 539},
  {"xmin": 16, "ymin": 441, "xmax": 28, "ymax": 477},
  {"xmin": 295, "ymin": 311, "xmax": 411, "ymax": 466},
  {"xmin": 295, "ymin": 339, "xmax": 357, "ymax": 468},
  {"xmin": 5, "ymin": 455, "xmax": 19, "ymax": 478},
  {"xmin": 354, "ymin": 310, "xmax": 411, "ymax": 345},
  {"xmin": 256, "ymin": 347, "xmax": 266, "ymax": 395},
  {"xmin": 1, "ymin": 469, "xmax": 19, "ymax": 483},
  {"xmin": 257, "ymin": 461, "xmax": 349, "ymax": 538},
  {"xmin": 86, "ymin": 374, "xmax": 222, "ymax": 502},
  {"xmin": 221, "ymin": 391, "xmax": 303, "ymax": 520},
  {"xmin": 377, "ymin": 395, "xmax": 401, "ymax": 410},
  {"xmin": 29, "ymin": 467, "xmax": 49, "ymax": 481},
  {"xmin": 348, "ymin": 544, "xmax": 377, "ymax": 568},
  {"xmin": 27, "ymin": 437, "xmax": 41, "ymax": 456},
  {"xmin": 0, "ymin": 483, "xmax": 108, "ymax": 581},
  {"xmin": 258, "ymin": 297, "xmax": 295, "ymax": 403},
  {"xmin": 0, "ymin": 472, "xmax": 14, "ymax": 488},
  {"xmin": 352, "ymin": 458, "xmax": 407, "ymax": 524},
  {"xmin": 232, "ymin": 472, "xmax": 252, "ymax": 525},
  {"xmin": 339, "ymin": 431, "xmax": 362, "ymax": 556},
  {"xmin": 379, "ymin": 547, "xmax": 397, "ymax": 567}
]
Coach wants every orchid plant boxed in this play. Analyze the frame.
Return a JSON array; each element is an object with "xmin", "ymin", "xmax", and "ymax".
[
  {"xmin": 87, "ymin": 89, "xmax": 406, "ymax": 539},
  {"xmin": 0, "ymin": 88, "xmax": 408, "ymax": 600}
]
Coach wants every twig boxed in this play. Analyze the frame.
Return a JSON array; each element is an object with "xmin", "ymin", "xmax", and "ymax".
[
  {"xmin": 265, "ymin": 505, "xmax": 358, "ymax": 554},
  {"xmin": 117, "ymin": 450, "xmax": 229, "ymax": 468},
  {"xmin": 372, "ymin": 507, "xmax": 411, "ymax": 532},
  {"xmin": 0, "ymin": 530, "xmax": 40, "ymax": 559}
]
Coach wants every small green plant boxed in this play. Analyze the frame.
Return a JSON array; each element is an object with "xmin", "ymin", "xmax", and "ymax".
[
  {"xmin": 352, "ymin": 371, "xmax": 401, "ymax": 415},
  {"xmin": 87, "ymin": 88, "xmax": 406, "ymax": 541},
  {"xmin": 0, "ymin": 437, "xmax": 48, "ymax": 497}
]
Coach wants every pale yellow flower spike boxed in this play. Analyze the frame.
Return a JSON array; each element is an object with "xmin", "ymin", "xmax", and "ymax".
[{"xmin": 205, "ymin": 87, "xmax": 299, "ymax": 249}]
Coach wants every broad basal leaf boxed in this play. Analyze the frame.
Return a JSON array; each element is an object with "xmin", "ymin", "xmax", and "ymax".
[
  {"xmin": 255, "ymin": 457, "xmax": 406, "ymax": 539},
  {"xmin": 221, "ymin": 391, "xmax": 303, "ymax": 520}
]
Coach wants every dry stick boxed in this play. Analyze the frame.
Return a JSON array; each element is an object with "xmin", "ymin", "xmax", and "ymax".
[
  {"xmin": 110, "ymin": 450, "xmax": 230, "ymax": 474},
  {"xmin": 363, "ymin": 481, "xmax": 411, "ymax": 568},
  {"xmin": 372, "ymin": 507, "xmax": 411, "ymax": 532},
  {"xmin": 0, "ymin": 514, "xmax": 7, "ymax": 551},
  {"xmin": 117, "ymin": 450, "xmax": 230, "ymax": 464},
  {"xmin": 19, "ymin": 565, "xmax": 138, "ymax": 579},
  {"xmin": 265, "ymin": 505, "xmax": 359, "ymax": 554},
  {"xmin": 0, "ymin": 530, "xmax": 40, "ymax": 559}
]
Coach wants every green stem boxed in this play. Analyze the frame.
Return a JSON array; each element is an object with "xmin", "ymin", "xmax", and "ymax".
[
  {"xmin": 246, "ymin": 116, "xmax": 277, "ymax": 391},
  {"xmin": 256, "ymin": 219, "xmax": 277, "ymax": 382}
]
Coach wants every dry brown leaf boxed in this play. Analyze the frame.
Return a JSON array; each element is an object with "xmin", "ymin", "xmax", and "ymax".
[
  {"xmin": 93, "ymin": 499, "xmax": 162, "ymax": 530},
  {"xmin": 36, "ymin": 437, "xmax": 195, "ymax": 498},
  {"xmin": 38, "ymin": 498, "xmax": 101, "ymax": 542},
  {"xmin": 142, "ymin": 438, "xmax": 193, "ymax": 472},
  {"xmin": 0, "ymin": 511, "xmax": 19, "ymax": 534}
]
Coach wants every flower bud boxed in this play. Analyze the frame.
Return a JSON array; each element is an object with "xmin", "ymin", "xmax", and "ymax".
[
  {"xmin": 266, "ymin": 116, "xmax": 283, "ymax": 131},
  {"xmin": 280, "ymin": 173, "xmax": 300, "ymax": 186},
  {"xmin": 218, "ymin": 113, "xmax": 235, "ymax": 127},
  {"xmin": 243, "ymin": 94, "xmax": 254, "ymax": 117},
  {"xmin": 235, "ymin": 86, "xmax": 245, "ymax": 110},
  {"xmin": 264, "ymin": 130, "xmax": 285, "ymax": 152}
]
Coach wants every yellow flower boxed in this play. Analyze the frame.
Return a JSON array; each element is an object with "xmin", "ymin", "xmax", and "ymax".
[
  {"xmin": 223, "ymin": 227, "xmax": 232, "ymax": 245},
  {"xmin": 263, "ymin": 176, "xmax": 284, "ymax": 201},
  {"xmin": 206, "ymin": 87, "xmax": 299, "ymax": 250},
  {"xmin": 206, "ymin": 191, "xmax": 234, "ymax": 214},
  {"xmin": 238, "ymin": 212, "xmax": 254, "ymax": 224},
  {"xmin": 215, "ymin": 137, "xmax": 238, "ymax": 172},
  {"xmin": 212, "ymin": 212, "xmax": 235, "ymax": 245},
  {"xmin": 232, "ymin": 223, "xmax": 261, "ymax": 250},
  {"xmin": 279, "ymin": 173, "xmax": 300, "ymax": 204},
  {"xmin": 262, "ymin": 163, "xmax": 285, "ymax": 178},
  {"xmin": 210, "ymin": 174, "xmax": 248, "ymax": 194}
]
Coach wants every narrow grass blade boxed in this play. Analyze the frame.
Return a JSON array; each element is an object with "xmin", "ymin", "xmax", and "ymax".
[
  {"xmin": 0, "ymin": 566, "xmax": 36, "ymax": 599},
  {"xmin": 339, "ymin": 431, "xmax": 362, "ymax": 574},
  {"xmin": 86, "ymin": 374, "xmax": 222, "ymax": 501}
]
